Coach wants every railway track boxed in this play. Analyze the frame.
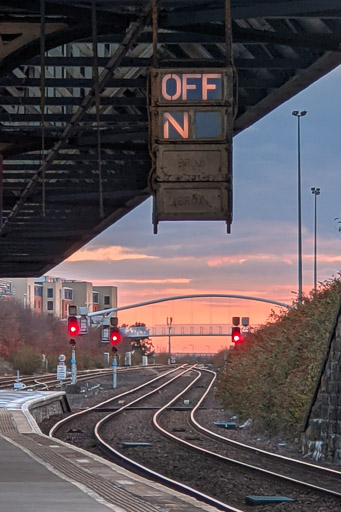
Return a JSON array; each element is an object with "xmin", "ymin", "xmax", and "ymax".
[
  {"xmin": 49, "ymin": 365, "xmax": 341, "ymax": 512},
  {"xmin": 0, "ymin": 365, "xmax": 166, "ymax": 390},
  {"xmin": 0, "ymin": 368, "xmax": 113, "ymax": 390}
]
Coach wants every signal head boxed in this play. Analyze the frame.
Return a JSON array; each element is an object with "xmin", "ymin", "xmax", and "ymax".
[
  {"xmin": 68, "ymin": 316, "xmax": 80, "ymax": 336},
  {"xmin": 232, "ymin": 326, "xmax": 243, "ymax": 344},
  {"xmin": 110, "ymin": 328, "xmax": 122, "ymax": 345}
]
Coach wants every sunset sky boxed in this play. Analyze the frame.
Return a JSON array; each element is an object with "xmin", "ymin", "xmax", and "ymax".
[{"xmin": 52, "ymin": 65, "xmax": 341, "ymax": 353}]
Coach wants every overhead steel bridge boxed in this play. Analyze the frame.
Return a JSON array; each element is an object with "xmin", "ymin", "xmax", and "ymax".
[{"xmin": 1, "ymin": 1, "xmax": 341, "ymax": 276}]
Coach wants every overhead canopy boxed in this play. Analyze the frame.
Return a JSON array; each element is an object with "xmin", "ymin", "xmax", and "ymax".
[{"xmin": 1, "ymin": 0, "xmax": 341, "ymax": 276}]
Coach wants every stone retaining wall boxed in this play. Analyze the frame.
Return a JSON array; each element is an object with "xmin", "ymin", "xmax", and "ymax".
[
  {"xmin": 302, "ymin": 301, "xmax": 341, "ymax": 466},
  {"xmin": 29, "ymin": 394, "xmax": 70, "ymax": 424}
]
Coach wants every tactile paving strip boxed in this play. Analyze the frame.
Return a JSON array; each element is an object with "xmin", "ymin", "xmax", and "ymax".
[
  {"xmin": 0, "ymin": 408, "xmax": 18, "ymax": 435},
  {"xmin": 3, "ymin": 431, "xmax": 161, "ymax": 512}
]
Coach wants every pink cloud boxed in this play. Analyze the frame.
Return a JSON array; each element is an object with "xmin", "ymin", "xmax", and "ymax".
[{"xmin": 66, "ymin": 246, "xmax": 158, "ymax": 262}]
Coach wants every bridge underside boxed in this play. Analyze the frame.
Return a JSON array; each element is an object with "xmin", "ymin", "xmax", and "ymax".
[{"xmin": 1, "ymin": 1, "xmax": 341, "ymax": 276}]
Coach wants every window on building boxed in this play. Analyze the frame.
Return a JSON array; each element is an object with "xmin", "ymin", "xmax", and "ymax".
[
  {"xmin": 47, "ymin": 288, "xmax": 53, "ymax": 298},
  {"xmin": 162, "ymin": 327, "xmax": 166, "ymax": 335},
  {"xmin": 209, "ymin": 326, "xmax": 213, "ymax": 334},
  {"xmin": 93, "ymin": 292, "xmax": 99, "ymax": 304},
  {"xmin": 200, "ymin": 327, "xmax": 203, "ymax": 334},
  {"xmin": 190, "ymin": 326, "xmax": 194, "ymax": 335},
  {"xmin": 47, "ymin": 301, "xmax": 53, "ymax": 311},
  {"xmin": 181, "ymin": 326, "xmax": 184, "ymax": 334},
  {"xmin": 34, "ymin": 286, "xmax": 42, "ymax": 297},
  {"xmin": 218, "ymin": 326, "xmax": 222, "ymax": 334},
  {"xmin": 104, "ymin": 295, "xmax": 110, "ymax": 305},
  {"xmin": 64, "ymin": 289, "xmax": 73, "ymax": 300}
]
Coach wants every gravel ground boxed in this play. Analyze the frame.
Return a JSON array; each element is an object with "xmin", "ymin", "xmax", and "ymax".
[
  {"xmin": 40, "ymin": 367, "xmax": 335, "ymax": 466},
  {"xmin": 38, "ymin": 367, "xmax": 341, "ymax": 512}
]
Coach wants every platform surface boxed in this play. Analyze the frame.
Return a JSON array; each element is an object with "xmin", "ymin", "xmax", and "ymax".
[
  {"xmin": 0, "ymin": 436, "xmax": 113, "ymax": 512},
  {"xmin": 0, "ymin": 390, "xmax": 221, "ymax": 512}
]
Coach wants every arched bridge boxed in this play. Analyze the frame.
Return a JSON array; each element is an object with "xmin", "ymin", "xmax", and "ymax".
[{"xmin": 1, "ymin": 1, "xmax": 341, "ymax": 276}]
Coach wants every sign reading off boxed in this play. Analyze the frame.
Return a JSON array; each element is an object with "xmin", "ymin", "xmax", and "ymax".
[
  {"xmin": 157, "ymin": 72, "xmax": 225, "ymax": 141},
  {"xmin": 160, "ymin": 73, "xmax": 223, "ymax": 102},
  {"xmin": 149, "ymin": 68, "xmax": 233, "ymax": 232}
]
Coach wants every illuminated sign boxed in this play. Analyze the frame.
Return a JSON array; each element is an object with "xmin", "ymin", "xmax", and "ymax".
[
  {"xmin": 160, "ymin": 73, "xmax": 223, "ymax": 102},
  {"xmin": 149, "ymin": 68, "xmax": 234, "ymax": 233},
  {"xmin": 161, "ymin": 110, "xmax": 224, "ymax": 140}
]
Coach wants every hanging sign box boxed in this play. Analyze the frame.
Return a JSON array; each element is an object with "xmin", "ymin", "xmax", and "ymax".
[{"xmin": 149, "ymin": 67, "xmax": 234, "ymax": 233}]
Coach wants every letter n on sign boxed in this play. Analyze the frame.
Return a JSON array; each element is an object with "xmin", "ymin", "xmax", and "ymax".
[{"xmin": 163, "ymin": 112, "xmax": 189, "ymax": 139}]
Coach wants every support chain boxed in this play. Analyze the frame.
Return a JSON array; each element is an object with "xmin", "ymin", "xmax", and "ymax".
[
  {"xmin": 92, "ymin": 0, "xmax": 104, "ymax": 219},
  {"xmin": 40, "ymin": 0, "xmax": 46, "ymax": 217}
]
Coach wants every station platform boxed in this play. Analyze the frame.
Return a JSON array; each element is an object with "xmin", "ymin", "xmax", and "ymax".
[{"xmin": 0, "ymin": 391, "xmax": 220, "ymax": 512}]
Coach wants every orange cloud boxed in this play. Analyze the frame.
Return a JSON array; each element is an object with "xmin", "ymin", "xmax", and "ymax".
[
  {"xmin": 66, "ymin": 246, "xmax": 158, "ymax": 262},
  {"xmin": 206, "ymin": 254, "xmax": 294, "ymax": 267},
  {"xmin": 92, "ymin": 278, "xmax": 190, "ymax": 285}
]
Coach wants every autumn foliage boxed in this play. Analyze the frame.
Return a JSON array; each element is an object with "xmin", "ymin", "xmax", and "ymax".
[
  {"xmin": 217, "ymin": 276, "xmax": 341, "ymax": 436},
  {"xmin": 0, "ymin": 298, "xmax": 128, "ymax": 373},
  {"xmin": 0, "ymin": 298, "xmax": 68, "ymax": 366}
]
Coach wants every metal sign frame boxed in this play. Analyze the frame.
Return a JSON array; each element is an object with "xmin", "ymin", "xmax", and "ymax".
[{"xmin": 149, "ymin": 66, "xmax": 234, "ymax": 233}]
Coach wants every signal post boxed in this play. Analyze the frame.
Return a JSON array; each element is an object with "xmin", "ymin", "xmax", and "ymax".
[
  {"xmin": 67, "ymin": 305, "xmax": 88, "ymax": 384},
  {"xmin": 101, "ymin": 316, "xmax": 122, "ymax": 389}
]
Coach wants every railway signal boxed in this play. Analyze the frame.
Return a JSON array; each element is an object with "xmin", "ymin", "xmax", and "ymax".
[
  {"xmin": 232, "ymin": 316, "xmax": 240, "ymax": 326},
  {"xmin": 110, "ymin": 328, "xmax": 122, "ymax": 345},
  {"xmin": 67, "ymin": 305, "xmax": 88, "ymax": 337},
  {"xmin": 231, "ymin": 326, "xmax": 243, "ymax": 344},
  {"xmin": 68, "ymin": 316, "xmax": 80, "ymax": 336}
]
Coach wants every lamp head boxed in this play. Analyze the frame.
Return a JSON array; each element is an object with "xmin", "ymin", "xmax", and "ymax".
[{"xmin": 292, "ymin": 110, "xmax": 307, "ymax": 117}]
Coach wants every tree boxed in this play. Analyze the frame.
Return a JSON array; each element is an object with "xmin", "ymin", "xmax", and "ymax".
[{"xmin": 129, "ymin": 322, "xmax": 155, "ymax": 357}]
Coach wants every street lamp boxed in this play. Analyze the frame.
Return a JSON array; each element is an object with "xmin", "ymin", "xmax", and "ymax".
[
  {"xmin": 292, "ymin": 109, "xmax": 307, "ymax": 305},
  {"xmin": 311, "ymin": 187, "xmax": 320, "ymax": 294},
  {"xmin": 167, "ymin": 316, "xmax": 173, "ymax": 364}
]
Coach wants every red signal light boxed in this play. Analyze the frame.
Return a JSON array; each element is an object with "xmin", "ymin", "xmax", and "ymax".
[
  {"xmin": 232, "ymin": 326, "xmax": 243, "ymax": 344},
  {"xmin": 110, "ymin": 328, "xmax": 122, "ymax": 345},
  {"xmin": 68, "ymin": 317, "xmax": 80, "ymax": 337}
]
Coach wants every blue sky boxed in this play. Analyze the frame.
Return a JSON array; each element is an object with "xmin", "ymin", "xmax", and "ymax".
[{"xmin": 52, "ymin": 65, "xmax": 341, "ymax": 349}]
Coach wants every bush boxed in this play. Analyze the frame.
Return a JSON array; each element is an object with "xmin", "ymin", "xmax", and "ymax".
[
  {"xmin": 76, "ymin": 351, "xmax": 104, "ymax": 370},
  {"xmin": 10, "ymin": 346, "xmax": 43, "ymax": 375},
  {"xmin": 217, "ymin": 276, "xmax": 341, "ymax": 436}
]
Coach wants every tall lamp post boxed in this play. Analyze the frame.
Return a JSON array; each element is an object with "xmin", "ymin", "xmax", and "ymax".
[
  {"xmin": 167, "ymin": 316, "xmax": 173, "ymax": 364},
  {"xmin": 292, "ymin": 110, "xmax": 307, "ymax": 305},
  {"xmin": 311, "ymin": 187, "xmax": 320, "ymax": 294}
]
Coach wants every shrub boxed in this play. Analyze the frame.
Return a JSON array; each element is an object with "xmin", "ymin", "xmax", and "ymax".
[
  {"xmin": 217, "ymin": 276, "xmax": 341, "ymax": 436},
  {"xmin": 10, "ymin": 346, "xmax": 43, "ymax": 375}
]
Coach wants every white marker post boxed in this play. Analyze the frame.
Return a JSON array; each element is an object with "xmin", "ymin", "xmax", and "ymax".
[
  {"xmin": 112, "ymin": 353, "xmax": 117, "ymax": 389},
  {"xmin": 70, "ymin": 343, "xmax": 77, "ymax": 384},
  {"xmin": 57, "ymin": 354, "xmax": 67, "ymax": 385}
]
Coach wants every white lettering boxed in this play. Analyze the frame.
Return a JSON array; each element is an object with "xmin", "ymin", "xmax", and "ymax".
[
  {"xmin": 163, "ymin": 112, "xmax": 189, "ymax": 139},
  {"xmin": 202, "ymin": 73, "xmax": 221, "ymax": 100},
  {"xmin": 182, "ymin": 74, "xmax": 201, "ymax": 100},
  {"xmin": 161, "ymin": 74, "xmax": 181, "ymax": 101}
]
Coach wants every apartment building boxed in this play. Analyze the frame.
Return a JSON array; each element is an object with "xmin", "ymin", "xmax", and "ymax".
[
  {"xmin": 2, "ymin": 277, "xmax": 117, "ymax": 319},
  {"xmin": 93, "ymin": 286, "xmax": 117, "ymax": 312},
  {"xmin": 6, "ymin": 278, "xmax": 35, "ymax": 310}
]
